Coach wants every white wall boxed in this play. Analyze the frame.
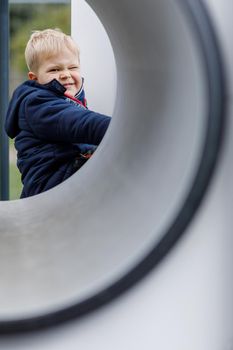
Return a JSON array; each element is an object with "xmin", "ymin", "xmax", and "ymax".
[{"xmin": 71, "ymin": 0, "xmax": 116, "ymax": 116}]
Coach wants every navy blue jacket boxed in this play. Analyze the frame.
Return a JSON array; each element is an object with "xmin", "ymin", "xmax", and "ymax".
[{"xmin": 5, "ymin": 79, "xmax": 111, "ymax": 198}]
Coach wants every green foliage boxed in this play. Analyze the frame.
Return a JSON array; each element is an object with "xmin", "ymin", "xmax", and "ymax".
[
  {"xmin": 10, "ymin": 4, "xmax": 71, "ymax": 74},
  {"xmin": 10, "ymin": 161, "xmax": 22, "ymax": 200},
  {"xmin": 10, "ymin": 4, "xmax": 34, "ymax": 37}
]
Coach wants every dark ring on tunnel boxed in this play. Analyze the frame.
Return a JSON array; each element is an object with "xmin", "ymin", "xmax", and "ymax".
[{"xmin": 0, "ymin": 0, "xmax": 227, "ymax": 333}]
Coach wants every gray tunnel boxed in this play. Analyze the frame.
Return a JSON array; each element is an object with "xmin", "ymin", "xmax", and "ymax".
[{"xmin": 0, "ymin": 0, "xmax": 226, "ymax": 331}]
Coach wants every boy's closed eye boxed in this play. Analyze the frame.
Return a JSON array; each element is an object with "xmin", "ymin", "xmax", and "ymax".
[
  {"xmin": 48, "ymin": 68, "xmax": 60, "ymax": 72},
  {"xmin": 69, "ymin": 66, "xmax": 79, "ymax": 70}
]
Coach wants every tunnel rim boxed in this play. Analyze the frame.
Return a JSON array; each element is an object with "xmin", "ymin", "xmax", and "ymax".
[{"xmin": 0, "ymin": 0, "xmax": 227, "ymax": 333}]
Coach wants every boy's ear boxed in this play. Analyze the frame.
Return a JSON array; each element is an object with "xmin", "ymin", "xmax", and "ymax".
[{"xmin": 28, "ymin": 71, "xmax": 38, "ymax": 81}]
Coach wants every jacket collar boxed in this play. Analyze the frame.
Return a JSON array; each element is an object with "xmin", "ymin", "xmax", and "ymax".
[{"xmin": 26, "ymin": 78, "xmax": 85, "ymax": 97}]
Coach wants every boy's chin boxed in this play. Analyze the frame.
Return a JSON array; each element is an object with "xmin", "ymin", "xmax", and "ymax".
[
  {"xmin": 65, "ymin": 88, "xmax": 78, "ymax": 97},
  {"xmin": 64, "ymin": 88, "xmax": 79, "ymax": 97}
]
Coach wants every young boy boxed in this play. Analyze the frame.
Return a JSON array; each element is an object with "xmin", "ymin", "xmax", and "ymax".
[{"xmin": 5, "ymin": 29, "xmax": 111, "ymax": 198}]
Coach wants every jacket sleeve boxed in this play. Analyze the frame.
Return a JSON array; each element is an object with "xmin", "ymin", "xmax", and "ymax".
[{"xmin": 23, "ymin": 91, "xmax": 111, "ymax": 145}]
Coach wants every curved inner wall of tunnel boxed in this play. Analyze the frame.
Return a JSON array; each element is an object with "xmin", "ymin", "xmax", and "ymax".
[{"xmin": 0, "ymin": 0, "xmax": 226, "ymax": 330}]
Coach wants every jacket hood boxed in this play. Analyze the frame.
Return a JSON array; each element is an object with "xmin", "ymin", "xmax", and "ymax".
[{"xmin": 5, "ymin": 80, "xmax": 40, "ymax": 139}]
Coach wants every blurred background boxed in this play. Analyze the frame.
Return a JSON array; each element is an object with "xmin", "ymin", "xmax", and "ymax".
[{"xmin": 9, "ymin": 0, "xmax": 71, "ymax": 200}]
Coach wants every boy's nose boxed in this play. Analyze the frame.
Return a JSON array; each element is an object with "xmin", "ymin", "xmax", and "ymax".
[{"xmin": 60, "ymin": 71, "xmax": 71, "ymax": 79}]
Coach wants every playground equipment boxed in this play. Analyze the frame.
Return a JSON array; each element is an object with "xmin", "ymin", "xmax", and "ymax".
[{"xmin": 0, "ymin": 0, "xmax": 232, "ymax": 348}]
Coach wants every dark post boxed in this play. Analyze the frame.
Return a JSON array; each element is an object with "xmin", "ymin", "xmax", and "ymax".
[{"xmin": 0, "ymin": 0, "xmax": 9, "ymax": 200}]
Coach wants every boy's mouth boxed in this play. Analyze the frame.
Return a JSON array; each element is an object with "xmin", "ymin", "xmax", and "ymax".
[{"xmin": 63, "ymin": 83, "xmax": 74, "ymax": 88}]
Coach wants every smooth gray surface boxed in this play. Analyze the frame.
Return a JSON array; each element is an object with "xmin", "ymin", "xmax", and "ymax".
[
  {"xmin": 0, "ymin": 0, "xmax": 220, "ymax": 323},
  {"xmin": 1, "ymin": 0, "xmax": 233, "ymax": 349}
]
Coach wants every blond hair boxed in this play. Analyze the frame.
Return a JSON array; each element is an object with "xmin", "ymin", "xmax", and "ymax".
[{"xmin": 25, "ymin": 28, "xmax": 80, "ymax": 72}]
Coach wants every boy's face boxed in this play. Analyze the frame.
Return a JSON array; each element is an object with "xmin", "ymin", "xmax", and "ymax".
[{"xmin": 28, "ymin": 48, "xmax": 82, "ymax": 96}]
